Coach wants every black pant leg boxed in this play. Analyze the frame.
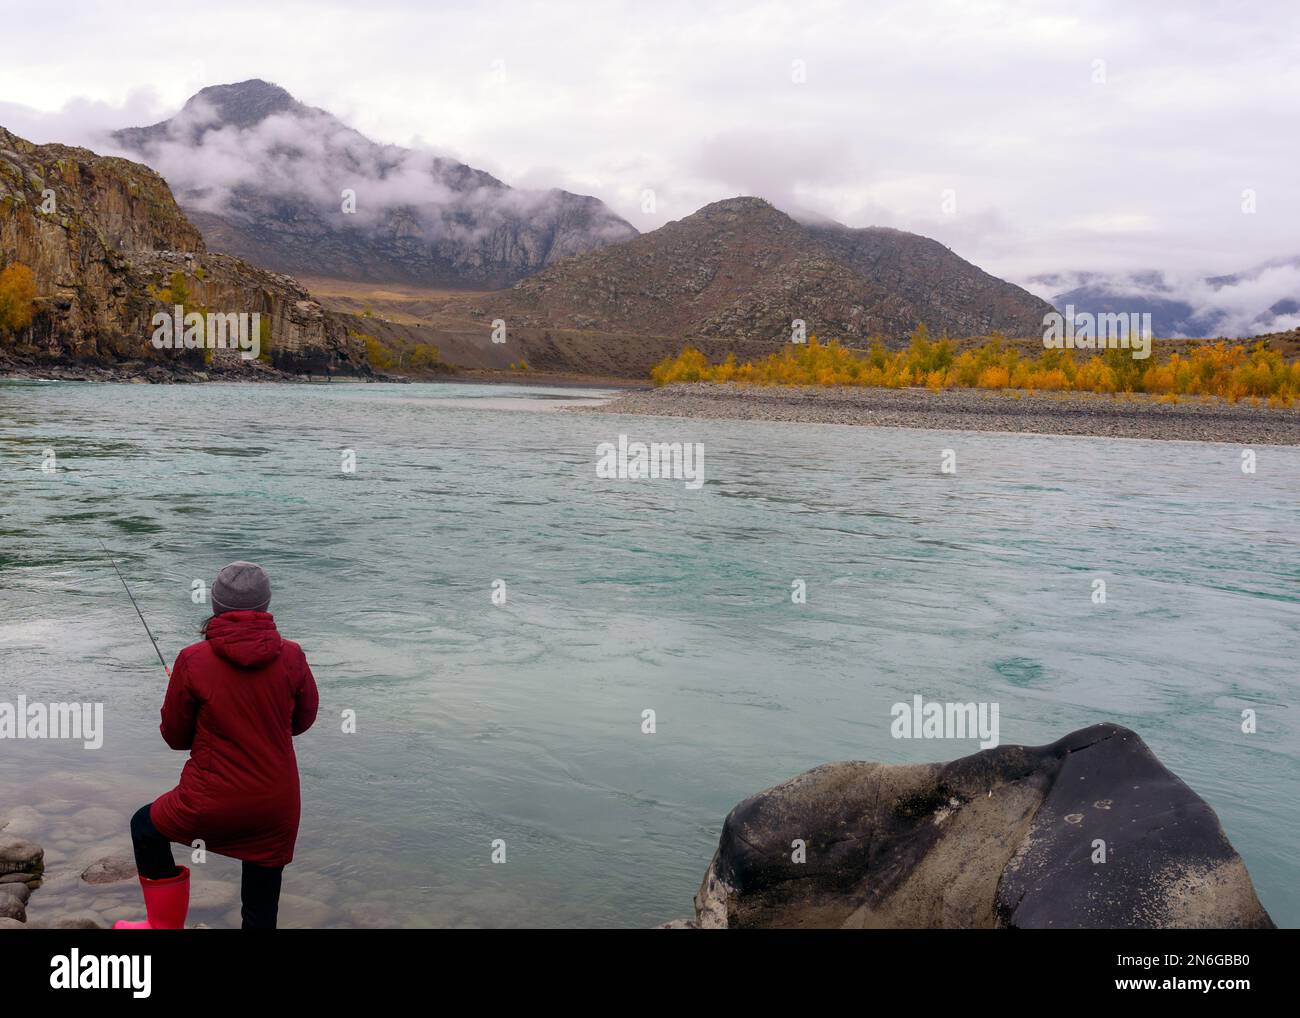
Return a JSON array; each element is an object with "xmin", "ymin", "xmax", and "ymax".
[
  {"xmin": 129, "ymin": 803, "xmax": 178, "ymax": 880},
  {"xmin": 240, "ymin": 862, "xmax": 284, "ymax": 929}
]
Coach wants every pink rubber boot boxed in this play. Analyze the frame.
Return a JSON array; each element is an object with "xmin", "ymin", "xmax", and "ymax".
[{"xmin": 113, "ymin": 866, "xmax": 190, "ymax": 929}]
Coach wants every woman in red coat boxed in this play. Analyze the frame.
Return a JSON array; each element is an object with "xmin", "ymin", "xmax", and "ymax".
[{"xmin": 115, "ymin": 562, "xmax": 319, "ymax": 930}]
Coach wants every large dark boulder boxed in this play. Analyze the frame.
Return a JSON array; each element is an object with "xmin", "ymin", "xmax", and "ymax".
[{"xmin": 675, "ymin": 724, "xmax": 1273, "ymax": 929}]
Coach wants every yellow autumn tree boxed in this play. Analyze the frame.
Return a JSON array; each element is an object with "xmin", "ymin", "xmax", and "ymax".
[
  {"xmin": 409, "ymin": 343, "xmax": 441, "ymax": 370},
  {"xmin": 0, "ymin": 262, "xmax": 37, "ymax": 340},
  {"xmin": 352, "ymin": 332, "xmax": 392, "ymax": 371},
  {"xmin": 649, "ymin": 333, "xmax": 1300, "ymax": 404}
]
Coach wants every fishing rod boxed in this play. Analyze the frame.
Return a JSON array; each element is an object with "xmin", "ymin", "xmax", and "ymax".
[{"xmin": 99, "ymin": 539, "xmax": 171, "ymax": 677}]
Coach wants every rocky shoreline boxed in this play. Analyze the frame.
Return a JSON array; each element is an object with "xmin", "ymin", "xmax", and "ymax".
[
  {"xmin": 1, "ymin": 836, "xmax": 106, "ymax": 929},
  {"xmin": 578, "ymin": 382, "xmax": 1300, "ymax": 445},
  {"xmin": 1, "ymin": 788, "xmax": 342, "ymax": 929},
  {"xmin": 1, "ymin": 359, "xmax": 290, "ymax": 385},
  {"xmin": 0, "ymin": 829, "xmax": 237, "ymax": 929},
  {"xmin": 0, "ymin": 353, "xmax": 400, "ymax": 385},
  {"xmin": 1, "ymin": 812, "xmax": 186, "ymax": 929}
]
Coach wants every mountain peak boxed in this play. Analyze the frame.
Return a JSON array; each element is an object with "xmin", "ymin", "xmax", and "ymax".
[
  {"xmin": 689, "ymin": 196, "xmax": 784, "ymax": 220},
  {"xmin": 685, "ymin": 196, "xmax": 850, "ymax": 232},
  {"xmin": 701, "ymin": 195, "xmax": 774, "ymax": 211},
  {"xmin": 112, "ymin": 79, "xmax": 308, "ymax": 149},
  {"xmin": 184, "ymin": 79, "xmax": 301, "ymax": 127}
]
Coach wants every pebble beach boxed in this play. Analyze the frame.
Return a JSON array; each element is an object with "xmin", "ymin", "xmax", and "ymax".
[{"xmin": 579, "ymin": 382, "xmax": 1300, "ymax": 445}]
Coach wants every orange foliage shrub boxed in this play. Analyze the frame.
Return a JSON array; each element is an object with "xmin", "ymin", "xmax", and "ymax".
[
  {"xmin": 0, "ymin": 262, "xmax": 37, "ymax": 338},
  {"xmin": 649, "ymin": 330, "xmax": 1300, "ymax": 405}
]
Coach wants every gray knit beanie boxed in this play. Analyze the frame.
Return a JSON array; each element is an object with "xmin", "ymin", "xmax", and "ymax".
[{"xmin": 211, "ymin": 561, "xmax": 272, "ymax": 614}]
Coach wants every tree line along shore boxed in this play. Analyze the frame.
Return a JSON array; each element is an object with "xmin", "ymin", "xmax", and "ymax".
[{"xmin": 650, "ymin": 329, "xmax": 1300, "ymax": 406}]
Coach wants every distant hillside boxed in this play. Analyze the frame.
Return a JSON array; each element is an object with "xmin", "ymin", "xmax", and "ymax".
[
  {"xmin": 806, "ymin": 222, "xmax": 1054, "ymax": 338},
  {"xmin": 111, "ymin": 79, "xmax": 638, "ymax": 289},
  {"xmin": 456, "ymin": 197, "xmax": 1053, "ymax": 344}
]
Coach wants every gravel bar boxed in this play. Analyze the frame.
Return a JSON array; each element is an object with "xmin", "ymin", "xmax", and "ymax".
[{"xmin": 574, "ymin": 382, "xmax": 1300, "ymax": 445}]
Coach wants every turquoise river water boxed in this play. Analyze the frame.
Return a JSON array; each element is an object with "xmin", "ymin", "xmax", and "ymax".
[{"xmin": 0, "ymin": 381, "xmax": 1296, "ymax": 927}]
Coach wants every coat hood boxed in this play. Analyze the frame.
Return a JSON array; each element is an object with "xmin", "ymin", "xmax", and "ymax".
[{"xmin": 206, "ymin": 610, "xmax": 283, "ymax": 668}]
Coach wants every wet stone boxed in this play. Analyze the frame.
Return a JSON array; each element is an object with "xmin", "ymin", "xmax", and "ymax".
[{"xmin": 80, "ymin": 854, "xmax": 138, "ymax": 885}]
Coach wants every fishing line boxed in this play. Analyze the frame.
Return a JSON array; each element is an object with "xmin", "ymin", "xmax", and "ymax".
[{"xmin": 99, "ymin": 538, "xmax": 171, "ymax": 677}]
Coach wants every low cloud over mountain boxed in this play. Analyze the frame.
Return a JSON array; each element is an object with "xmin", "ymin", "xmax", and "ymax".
[
  {"xmin": 1033, "ymin": 257, "xmax": 1300, "ymax": 339},
  {"xmin": 109, "ymin": 80, "xmax": 637, "ymax": 288}
]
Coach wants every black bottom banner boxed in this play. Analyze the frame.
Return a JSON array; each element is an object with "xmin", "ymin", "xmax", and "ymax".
[{"xmin": 3, "ymin": 927, "xmax": 1291, "ymax": 1006}]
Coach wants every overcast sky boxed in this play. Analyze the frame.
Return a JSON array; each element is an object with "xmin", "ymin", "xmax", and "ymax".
[{"xmin": 2, "ymin": 0, "xmax": 1297, "ymax": 293}]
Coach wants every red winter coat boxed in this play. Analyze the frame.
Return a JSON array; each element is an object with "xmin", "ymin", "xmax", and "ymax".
[{"xmin": 150, "ymin": 611, "xmax": 319, "ymax": 867}]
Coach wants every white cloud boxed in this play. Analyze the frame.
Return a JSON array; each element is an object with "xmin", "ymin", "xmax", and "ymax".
[{"xmin": 1, "ymin": 0, "xmax": 1297, "ymax": 290}]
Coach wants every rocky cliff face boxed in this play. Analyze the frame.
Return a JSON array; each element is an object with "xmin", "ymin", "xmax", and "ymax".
[
  {"xmin": 111, "ymin": 79, "xmax": 639, "ymax": 289},
  {"xmin": 462, "ymin": 197, "xmax": 1053, "ymax": 344},
  {"xmin": 0, "ymin": 126, "xmax": 365, "ymax": 374}
]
